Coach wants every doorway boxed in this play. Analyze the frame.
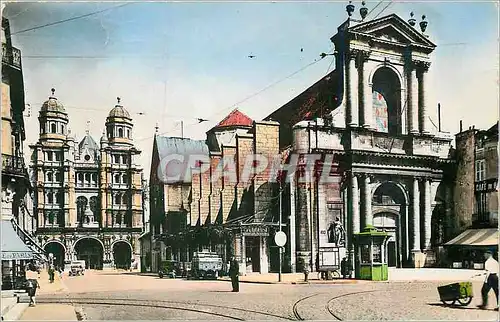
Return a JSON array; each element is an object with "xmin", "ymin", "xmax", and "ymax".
[
  {"xmin": 44, "ymin": 242, "xmax": 65, "ymax": 269},
  {"xmin": 245, "ymin": 236, "xmax": 260, "ymax": 273},
  {"xmin": 387, "ymin": 241, "xmax": 397, "ymax": 267},
  {"xmin": 113, "ymin": 242, "xmax": 132, "ymax": 269},
  {"xmin": 74, "ymin": 238, "xmax": 103, "ymax": 269}
]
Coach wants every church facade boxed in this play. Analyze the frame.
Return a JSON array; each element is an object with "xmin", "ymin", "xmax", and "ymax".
[
  {"xmin": 266, "ymin": 8, "xmax": 455, "ymax": 272},
  {"xmin": 30, "ymin": 92, "xmax": 144, "ymax": 270}
]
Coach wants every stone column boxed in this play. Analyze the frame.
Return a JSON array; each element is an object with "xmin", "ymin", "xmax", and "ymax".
[
  {"xmin": 346, "ymin": 50, "xmax": 359, "ymax": 127},
  {"xmin": 412, "ymin": 178, "xmax": 421, "ymax": 252},
  {"xmin": 418, "ymin": 62, "xmax": 431, "ymax": 134},
  {"xmin": 407, "ymin": 62, "xmax": 419, "ymax": 134},
  {"xmin": 359, "ymin": 51, "xmax": 372, "ymax": 129},
  {"xmin": 363, "ymin": 175, "xmax": 372, "ymax": 227},
  {"xmin": 351, "ymin": 173, "xmax": 360, "ymax": 234},
  {"xmin": 423, "ymin": 178, "xmax": 432, "ymax": 250}
]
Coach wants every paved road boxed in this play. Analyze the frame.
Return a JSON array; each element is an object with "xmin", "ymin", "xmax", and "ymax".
[{"xmin": 38, "ymin": 270, "xmax": 498, "ymax": 321}]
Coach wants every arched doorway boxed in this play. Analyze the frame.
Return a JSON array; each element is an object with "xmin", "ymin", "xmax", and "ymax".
[
  {"xmin": 113, "ymin": 241, "xmax": 132, "ymax": 269},
  {"xmin": 44, "ymin": 241, "xmax": 65, "ymax": 269},
  {"xmin": 372, "ymin": 182, "xmax": 408, "ymax": 268},
  {"xmin": 74, "ymin": 238, "xmax": 103, "ymax": 269},
  {"xmin": 372, "ymin": 67, "xmax": 402, "ymax": 135}
]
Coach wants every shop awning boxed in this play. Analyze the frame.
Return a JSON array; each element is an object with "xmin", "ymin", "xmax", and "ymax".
[
  {"xmin": 1, "ymin": 220, "xmax": 34, "ymax": 260},
  {"xmin": 444, "ymin": 228, "xmax": 499, "ymax": 247}
]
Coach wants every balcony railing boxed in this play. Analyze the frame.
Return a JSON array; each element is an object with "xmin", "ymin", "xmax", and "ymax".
[
  {"xmin": 2, "ymin": 43, "xmax": 21, "ymax": 69},
  {"xmin": 2, "ymin": 154, "xmax": 28, "ymax": 177}
]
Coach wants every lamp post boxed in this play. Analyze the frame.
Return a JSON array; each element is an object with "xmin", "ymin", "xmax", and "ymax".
[
  {"xmin": 279, "ymin": 182, "xmax": 282, "ymax": 282},
  {"xmin": 274, "ymin": 177, "xmax": 287, "ymax": 283}
]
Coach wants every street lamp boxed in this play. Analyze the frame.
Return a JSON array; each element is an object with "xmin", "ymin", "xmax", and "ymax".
[{"xmin": 274, "ymin": 178, "xmax": 287, "ymax": 283}]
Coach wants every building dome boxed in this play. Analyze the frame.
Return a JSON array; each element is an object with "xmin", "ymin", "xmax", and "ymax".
[
  {"xmin": 41, "ymin": 88, "xmax": 65, "ymax": 113},
  {"xmin": 108, "ymin": 97, "xmax": 131, "ymax": 119}
]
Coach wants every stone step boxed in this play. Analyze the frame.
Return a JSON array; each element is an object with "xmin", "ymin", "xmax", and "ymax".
[
  {"xmin": 2, "ymin": 303, "xmax": 29, "ymax": 321},
  {"xmin": 1, "ymin": 297, "xmax": 18, "ymax": 317},
  {"xmin": 17, "ymin": 295, "xmax": 31, "ymax": 304}
]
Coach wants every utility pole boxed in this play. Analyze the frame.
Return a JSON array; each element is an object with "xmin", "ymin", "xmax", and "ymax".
[
  {"xmin": 279, "ymin": 182, "xmax": 282, "ymax": 282},
  {"xmin": 181, "ymin": 120, "xmax": 184, "ymax": 139}
]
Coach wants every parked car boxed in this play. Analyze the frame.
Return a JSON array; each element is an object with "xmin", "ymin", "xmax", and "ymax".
[
  {"xmin": 68, "ymin": 260, "xmax": 86, "ymax": 276},
  {"xmin": 189, "ymin": 251, "xmax": 222, "ymax": 280}
]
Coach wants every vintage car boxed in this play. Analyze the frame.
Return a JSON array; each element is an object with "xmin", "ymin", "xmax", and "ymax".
[
  {"xmin": 189, "ymin": 251, "xmax": 223, "ymax": 280},
  {"xmin": 68, "ymin": 260, "xmax": 86, "ymax": 276}
]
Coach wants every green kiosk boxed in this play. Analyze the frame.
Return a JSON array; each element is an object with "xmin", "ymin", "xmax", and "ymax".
[{"xmin": 353, "ymin": 225, "xmax": 390, "ymax": 281}]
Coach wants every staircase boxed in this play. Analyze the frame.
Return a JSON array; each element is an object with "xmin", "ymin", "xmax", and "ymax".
[{"xmin": 1, "ymin": 290, "xmax": 29, "ymax": 321}]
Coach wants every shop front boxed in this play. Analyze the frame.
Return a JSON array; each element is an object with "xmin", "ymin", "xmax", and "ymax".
[
  {"xmin": 1, "ymin": 220, "xmax": 34, "ymax": 290},
  {"xmin": 444, "ymin": 228, "xmax": 498, "ymax": 269}
]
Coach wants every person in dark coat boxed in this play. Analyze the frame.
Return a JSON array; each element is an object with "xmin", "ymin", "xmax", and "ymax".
[
  {"xmin": 229, "ymin": 257, "xmax": 239, "ymax": 292},
  {"xmin": 25, "ymin": 278, "xmax": 40, "ymax": 307}
]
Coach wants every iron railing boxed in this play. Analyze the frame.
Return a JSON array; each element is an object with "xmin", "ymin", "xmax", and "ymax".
[
  {"xmin": 2, "ymin": 154, "xmax": 28, "ymax": 177},
  {"xmin": 2, "ymin": 43, "xmax": 21, "ymax": 69}
]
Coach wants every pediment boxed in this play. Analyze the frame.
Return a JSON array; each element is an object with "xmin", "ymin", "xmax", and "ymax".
[{"xmin": 349, "ymin": 14, "xmax": 436, "ymax": 49}]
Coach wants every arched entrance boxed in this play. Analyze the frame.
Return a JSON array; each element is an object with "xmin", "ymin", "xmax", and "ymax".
[
  {"xmin": 372, "ymin": 182, "xmax": 408, "ymax": 268},
  {"xmin": 44, "ymin": 241, "xmax": 65, "ymax": 269},
  {"xmin": 372, "ymin": 67, "xmax": 402, "ymax": 135},
  {"xmin": 74, "ymin": 238, "xmax": 104, "ymax": 269},
  {"xmin": 113, "ymin": 241, "xmax": 132, "ymax": 269}
]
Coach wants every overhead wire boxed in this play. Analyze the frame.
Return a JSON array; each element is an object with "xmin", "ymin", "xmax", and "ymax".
[
  {"xmin": 373, "ymin": 1, "xmax": 394, "ymax": 20},
  {"xmin": 211, "ymin": 55, "xmax": 328, "ymax": 119},
  {"xmin": 10, "ymin": 3, "xmax": 132, "ymax": 36}
]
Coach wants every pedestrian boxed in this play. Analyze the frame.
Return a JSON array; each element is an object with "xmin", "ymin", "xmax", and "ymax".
[
  {"xmin": 25, "ymin": 278, "xmax": 40, "ymax": 307},
  {"xmin": 48, "ymin": 265, "xmax": 55, "ymax": 283},
  {"xmin": 477, "ymin": 251, "xmax": 499, "ymax": 311},
  {"xmin": 340, "ymin": 257, "xmax": 348, "ymax": 279},
  {"xmin": 229, "ymin": 257, "xmax": 239, "ymax": 292}
]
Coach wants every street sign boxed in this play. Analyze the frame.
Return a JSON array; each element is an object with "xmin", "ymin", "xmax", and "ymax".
[{"xmin": 274, "ymin": 231, "xmax": 287, "ymax": 247}]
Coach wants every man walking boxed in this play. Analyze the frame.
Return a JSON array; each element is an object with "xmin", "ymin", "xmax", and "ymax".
[
  {"xmin": 477, "ymin": 251, "xmax": 498, "ymax": 311},
  {"xmin": 25, "ymin": 278, "xmax": 40, "ymax": 307},
  {"xmin": 229, "ymin": 257, "xmax": 239, "ymax": 292}
]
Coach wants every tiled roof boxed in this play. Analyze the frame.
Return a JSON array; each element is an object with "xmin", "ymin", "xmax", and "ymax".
[
  {"xmin": 213, "ymin": 109, "xmax": 253, "ymax": 129},
  {"xmin": 78, "ymin": 134, "xmax": 99, "ymax": 152},
  {"xmin": 155, "ymin": 136, "xmax": 209, "ymax": 159}
]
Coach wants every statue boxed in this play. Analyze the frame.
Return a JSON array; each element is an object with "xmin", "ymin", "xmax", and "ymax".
[{"xmin": 327, "ymin": 217, "xmax": 346, "ymax": 246}]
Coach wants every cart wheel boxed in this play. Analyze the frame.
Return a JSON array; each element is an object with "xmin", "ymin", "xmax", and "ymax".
[
  {"xmin": 457, "ymin": 297, "xmax": 472, "ymax": 306},
  {"xmin": 441, "ymin": 300, "xmax": 456, "ymax": 306},
  {"xmin": 332, "ymin": 270, "xmax": 341, "ymax": 279}
]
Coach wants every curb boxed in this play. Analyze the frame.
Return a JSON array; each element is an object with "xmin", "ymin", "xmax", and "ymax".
[{"xmin": 217, "ymin": 278, "xmax": 361, "ymax": 285}]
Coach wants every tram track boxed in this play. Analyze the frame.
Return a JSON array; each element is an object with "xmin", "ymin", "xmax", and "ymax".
[
  {"xmin": 39, "ymin": 297, "xmax": 293, "ymax": 320},
  {"xmin": 325, "ymin": 290, "xmax": 381, "ymax": 320},
  {"xmin": 291, "ymin": 293, "xmax": 319, "ymax": 320}
]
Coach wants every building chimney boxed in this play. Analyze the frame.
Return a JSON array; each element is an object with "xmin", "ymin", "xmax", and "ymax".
[
  {"xmin": 438, "ymin": 103, "xmax": 441, "ymax": 132},
  {"xmin": 460, "ymin": 120, "xmax": 463, "ymax": 132}
]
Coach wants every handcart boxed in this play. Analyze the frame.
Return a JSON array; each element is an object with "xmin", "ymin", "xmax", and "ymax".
[{"xmin": 437, "ymin": 281, "xmax": 473, "ymax": 306}]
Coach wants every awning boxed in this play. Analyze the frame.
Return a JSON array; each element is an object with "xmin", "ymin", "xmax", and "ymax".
[
  {"xmin": 1, "ymin": 220, "xmax": 34, "ymax": 260},
  {"xmin": 444, "ymin": 228, "xmax": 499, "ymax": 247}
]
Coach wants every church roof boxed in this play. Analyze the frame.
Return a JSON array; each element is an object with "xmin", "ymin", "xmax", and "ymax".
[
  {"xmin": 264, "ymin": 69, "xmax": 341, "ymax": 148},
  {"xmin": 78, "ymin": 134, "xmax": 99, "ymax": 152},
  {"xmin": 212, "ymin": 109, "xmax": 253, "ymax": 130}
]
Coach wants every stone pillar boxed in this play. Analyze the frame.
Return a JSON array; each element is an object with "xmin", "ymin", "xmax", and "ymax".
[
  {"xmin": 359, "ymin": 51, "xmax": 372, "ymax": 129},
  {"xmin": 351, "ymin": 174, "xmax": 360, "ymax": 235},
  {"xmin": 423, "ymin": 179, "xmax": 432, "ymax": 250},
  {"xmin": 240, "ymin": 234, "xmax": 246, "ymax": 275},
  {"xmin": 418, "ymin": 62, "xmax": 431, "ymax": 134},
  {"xmin": 407, "ymin": 62, "xmax": 419, "ymax": 134},
  {"xmin": 346, "ymin": 50, "xmax": 359, "ymax": 127},
  {"xmin": 363, "ymin": 175, "xmax": 372, "ymax": 227},
  {"xmin": 260, "ymin": 236, "xmax": 269, "ymax": 274},
  {"xmin": 412, "ymin": 178, "xmax": 421, "ymax": 252}
]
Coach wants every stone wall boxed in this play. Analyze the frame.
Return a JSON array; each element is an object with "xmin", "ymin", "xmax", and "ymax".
[{"xmin": 453, "ymin": 129, "xmax": 475, "ymax": 234}]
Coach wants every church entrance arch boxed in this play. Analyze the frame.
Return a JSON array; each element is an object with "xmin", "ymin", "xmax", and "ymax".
[
  {"xmin": 112, "ymin": 241, "xmax": 132, "ymax": 269},
  {"xmin": 44, "ymin": 241, "xmax": 65, "ymax": 269},
  {"xmin": 372, "ymin": 182, "xmax": 408, "ymax": 268},
  {"xmin": 74, "ymin": 238, "xmax": 104, "ymax": 270}
]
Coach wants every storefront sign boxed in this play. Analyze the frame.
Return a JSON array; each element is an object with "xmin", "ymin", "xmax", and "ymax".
[
  {"xmin": 475, "ymin": 178, "xmax": 498, "ymax": 192},
  {"xmin": 241, "ymin": 226, "xmax": 268, "ymax": 236}
]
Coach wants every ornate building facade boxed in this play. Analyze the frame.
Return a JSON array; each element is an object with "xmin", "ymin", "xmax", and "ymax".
[
  {"xmin": 30, "ymin": 94, "xmax": 144, "ymax": 270},
  {"xmin": 266, "ymin": 7, "xmax": 455, "ymax": 272}
]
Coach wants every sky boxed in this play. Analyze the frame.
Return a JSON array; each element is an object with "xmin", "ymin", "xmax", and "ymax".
[{"xmin": 3, "ymin": 1, "xmax": 499, "ymax": 179}]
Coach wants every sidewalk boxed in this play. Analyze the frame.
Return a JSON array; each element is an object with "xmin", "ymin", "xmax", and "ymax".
[
  {"xmin": 18, "ymin": 269, "xmax": 77, "ymax": 321},
  {"xmin": 219, "ymin": 273, "xmax": 360, "ymax": 284}
]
